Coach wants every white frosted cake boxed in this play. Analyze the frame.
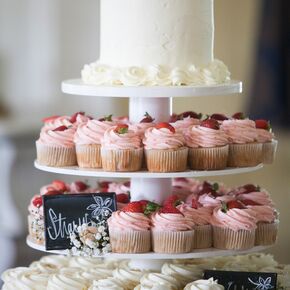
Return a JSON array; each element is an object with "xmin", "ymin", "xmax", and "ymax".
[{"xmin": 82, "ymin": 0, "xmax": 230, "ymax": 86}]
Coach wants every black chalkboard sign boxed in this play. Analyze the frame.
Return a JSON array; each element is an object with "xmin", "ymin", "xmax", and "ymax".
[
  {"xmin": 204, "ymin": 270, "xmax": 277, "ymax": 290},
  {"xmin": 43, "ymin": 193, "xmax": 116, "ymax": 250}
]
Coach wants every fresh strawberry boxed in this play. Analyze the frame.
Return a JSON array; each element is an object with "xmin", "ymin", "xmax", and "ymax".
[
  {"xmin": 255, "ymin": 119, "xmax": 271, "ymax": 131},
  {"xmin": 70, "ymin": 112, "xmax": 85, "ymax": 123},
  {"xmin": 114, "ymin": 124, "xmax": 129, "ymax": 134},
  {"xmin": 163, "ymin": 194, "xmax": 181, "ymax": 207},
  {"xmin": 140, "ymin": 112, "xmax": 155, "ymax": 123},
  {"xmin": 99, "ymin": 114, "xmax": 113, "ymax": 122},
  {"xmin": 74, "ymin": 181, "xmax": 89, "ymax": 192},
  {"xmin": 241, "ymin": 199, "xmax": 260, "ymax": 206},
  {"xmin": 242, "ymin": 184, "xmax": 260, "ymax": 194},
  {"xmin": 210, "ymin": 113, "xmax": 228, "ymax": 121},
  {"xmin": 45, "ymin": 190, "xmax": 63, "ymax": 196},
  {"xmin": 191, "ymin": 199, "xmax": 200, "ymax": 209},
  {"xmin": 232, "ymin": 112, "xmax": 245, "ymax": 120},
  {"xmin": 198, "ymin": 181, "xmax": 219, "ymax": 196},
  {"xmin": 53, "ymin": 125, "xmax": 68, "ymax": 132},
  {"xmin": 227, "ymin": 200, "xmax": 245, "ymax": 210},
  {"xmin": 169, "ymin": 113, "xmax": 180, "ymax": 123},
  {"xmin": 42, "ymin": 115, "xmax": 60, "ymax": 123},
  {"xmin": 98, "ymin": 181, "xmax": 111, "ymax": 191},
  {"xmin": 155, "ymin": 122, "xmax": 175, "ymax": 133},
  {"xmin": 122, "ymin": 201, "xmax": 143, "ymax": 213},
  {"xmin": 179, "ymin": 111, "xmax": 202, "ymax": 120},
  {"xmin": 32, "ymin": 196, "xmax": 43, "ymax": 207},
  {"xmin": 116, "ymin": 193, "xmax": 130, "ymax": 203},
  {"xmin": 123, "ymin": 181, "xmax": 131, "ymax": 188},
  {"xmin": 159, "ymin": 205, "xmax": 182, "ymax": 214},
  {"xmin": 52, "ymin": 180, "xmax": 67, "ymax": 192},
  {"xmin": 200, "ymin": 118, "xmax": 220, "ymax": 130},
  {"xmin": 144, "ymin": 201, "xmax": 161, "ymax": 216}
]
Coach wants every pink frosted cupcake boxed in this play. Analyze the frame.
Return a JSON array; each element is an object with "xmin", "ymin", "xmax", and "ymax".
[
  {"xmin": 129, "ymin": 112, "xmax": 156, "ymax": 138},
  {"xmin": 185, "ymin": 119, "xmax": 229, "ymax": 170},
  {"xmin": 178, "ymin": 203, "xmax": 213, "ymax": 249},
  {"xmin": 101, "ymin": 124, "xmax": 143, "ymax": 172},
  {"xmin": 170, "ymin": 111, "xmax": 202, "ymax": 133},
  {"xmin": 255, "ymin": 119, "xmax": 278, "ymax": 164},
  {"xmin": 211, "ymin": 200, "xmax": 257, "ymax": 250},
  {"xmin": 74, "ymin": 116, "xmax": 115, "ymax": 168},
  {"xmin": 143, "ymin": 122, "xmax": 188, "ymax": 172},
  {"xmin": 36, "ymin": 125, "xmax": 77, "ymax": 166},
  {"xmin": 107, "ymin": 202, "xmax": 151, "ymax": 253},
  {"xmin": 151, "ymin": 207, "xmax": 195, "ymax": 253},
  {"xmin": 221, "ymin": 116, "xmax": 262, "ymax": 167}
]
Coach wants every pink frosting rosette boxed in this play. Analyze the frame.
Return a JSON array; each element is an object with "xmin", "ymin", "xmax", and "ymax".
[
  {"xmin": 177, "ymin": 204, "xmax": 212, "ymax": 226},
  {"xmin": 107, "ymin": 211, "xmax": 150, "ymax": 231},
  {"xmin": 184, "ymin": 125, "xmax": 228, "ymax": 148},
  {"xmin": 211, "ymin": 207, "xmax": 257, "ymax": 231},
  {"xmin": 129, "ymin": 122, "xmax": 155, "ymax": 137},
  {"xmin": 171, "ymin": 116, "xmax": 200, "ymax": 132},
  {"xmin": 238, "ymin": 191, "xmax": 274, "ymax": 207},
  {"xmin": 256, "ymin": 128, "xmax": 274, "ymax": 143},
  {"xmin": 143, "ymin": 127, "xmax": 185, "ymax": 150},
  {"xmin": 151, "ymin": 212, "xmax": 195, "ymax": 231},
  {"xmin": 221, "ymin": 119, "xmax": 258, "ymax": 144},
  {"xmin": 197, "ymin": 194, "xmax": 222, "ymax": 209},
  {"xmin": 74, "ymin": 119, "xmax": 115, "ymax": 145},
  {"xmin": 246, "ymin": 205, "xmax": 276, "ymax": 223},
  {"xmin": 42, "ymin": 116, "xmax": 73, "ymax": 131},
  {"xmin": 37, "ymin": 126, "xmax": 76, "ymax": 148},
  {"xmin": 101, "ymin": 126, "xmax": 142, "ymax": 150}
]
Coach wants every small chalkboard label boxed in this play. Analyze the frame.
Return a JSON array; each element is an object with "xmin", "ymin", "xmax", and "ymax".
[
  {"xmin": 204, "ymin": 270, "xmax": 277, "ymax": 290},
  {"xmin": 43, "ymin": 193, "xmax": 116, "ymax": 250}
]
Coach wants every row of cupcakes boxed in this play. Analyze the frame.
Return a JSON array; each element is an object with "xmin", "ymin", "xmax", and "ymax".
[{"xmin": 36, "ymin": 111, "xmax": 277, "ymax": 171}]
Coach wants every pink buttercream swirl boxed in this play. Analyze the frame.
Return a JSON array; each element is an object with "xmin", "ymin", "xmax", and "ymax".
[
  {"xmin": 101, "ymin": 126, "xmax": 142, "ymax": 149},
  {"xmin": 171, "ymin": 117, "xmax": 200, "ymax": 132},
  {"xmin": 246, "ymin": 205, "xmax": 276, "ymax": 223},
  {"xmin": 74, "ymin": 119, "xmax": 115, "ymax": 145},
  {"xmin": 42, "ymin": 116, "xmax": 72, "ymax": 131},
  {"xmin": 151, "ymin": 212, "xmax": 195, "ymax": 231},
  {"xmin": 129, "ymin": 122, "xmax": 155, "ymax": 137},
  {"xmin": 237, "ymin": 191, "xmax": 274, "ymax": 207},
  {"xmin": 37, "ymin": 126, "xmax": 76, "ymax": 147},
  {"xmin": 256, "ymin": 128, "xmax": 274, "ymax": 143},
  {"xmin": 184, "ymin": 125, "xmax": 228, "ymax": 148},
  {"xmin": 198, "ymin": 194, "xmax": 222, "ymax": 208},
  {"xmin": 107, "ymin": 211, "xmax": 150, "ymax": 231},
  {"xmin": 143, "ymin": 127, "xmax": 185, "ymax": 150},
  {"xmin": 177, "ymin": 204, "xmax": 212, "ymax": 225},
  {"xmin": 211, "ymin": 207, "xmax": 257, "ymax": 231},
  {"xmin": 221, "ymin": 119, "xmax": 258, "ymax": 144}
]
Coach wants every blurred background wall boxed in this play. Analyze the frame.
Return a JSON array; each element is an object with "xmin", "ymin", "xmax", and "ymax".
[{"xmin": 0, "ymin": 0, "xmax": 289, "ymax": 275}]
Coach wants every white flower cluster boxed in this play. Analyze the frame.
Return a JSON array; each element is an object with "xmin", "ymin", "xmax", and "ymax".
[{"xmin": 68, "ymin": 221, "xmax": 111, "ymax": 257}]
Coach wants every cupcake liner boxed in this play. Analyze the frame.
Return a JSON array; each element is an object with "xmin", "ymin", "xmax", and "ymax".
[
  {"xmin": 76, "ymin": 144, "xmax": 102, "ymax": 168},
  {"xmin": 255, "ymin": 222, "xmax": 278, "ymax": 246},
  {"xmin": 36, "ymin": 142, "xmax": 77, "ymax": 167},
  {"xmin": 227, "ymin": 143, "xmax": 263, "ymax": 167},
  {"xmin": 192, "ymin": 224, "xmax": 212, "ymax": 249},
  {"xmin": 109, "ymin": 230, "xmax": 151, "ymax": 253},
  {"xmin": 262, "ymin": 140, "xmax": 278, "ymax": 164},
  {"xmin": 152, "ymin": 230, "xmax": 194, "ymax": 253},
  {"xmin": 28, "ymin": 215, "xmax": 45, "ymax": 245},
  {"xmin": 188, "ymin": 145, "xmax": 228, "ymax": 170},
  {"xmin": 101, "ymin": 148, "xmax": 143, "ymax": 172},
  {"xmin": 213, "ymin": 226, "xmax": 255, "ymax": 250},
  {"xmin": 145, "ymin": 147, "xmax": 188, "ymax": 172}
]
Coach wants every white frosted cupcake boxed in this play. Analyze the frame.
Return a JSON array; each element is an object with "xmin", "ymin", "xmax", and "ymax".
[
  {"xmin": 47, "ymin": 273, "xmax": 89, "ymax": 290},
  {"xmin": 184, "ymin": 278, "xmax": 224, "ymax": 290}
]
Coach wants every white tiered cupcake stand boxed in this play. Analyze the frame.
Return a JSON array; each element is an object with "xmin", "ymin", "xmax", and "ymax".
[{"xmin": 28, "ymin": 79, "xmax": 272, "ymax": 271}]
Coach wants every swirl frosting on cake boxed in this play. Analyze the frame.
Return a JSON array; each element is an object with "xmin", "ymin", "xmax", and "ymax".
[
  {"xmin": 151, "ymin": 212, "xmax": 195, "ymax": 231},
  {"xmin": 74, "ymin": 120, "xmax": 115, "ymax": 145},
  {"xmin": 68, "ymin": 257, "xmax": 105, "ymax": 269},
  {"xmin": 37, "ymin": 127, "xmax": 76, "ymax": 147},
  {"xmin": 129, "ymin": 123, "xmax": 155, "ymax": 137},
  {"xmin": 197, "ymin": 194, "xmax": 222, "ymax": 209},
  {"xmin": 108, "ymin": 211, "xmax": 151, "ymax": 231},
  {"xmin": 42, "ymin": 116, "xmax": 73, "ymax": 130},
  {"xmin": 221, "ymin": 119, "xmax": 258, "ymax": 144},
  {"xmin": 185, "ymin": 125, "xmax": 228, "ymax": 148},
  {"xmin": 183, "ymin": 278, "xmax": 224, "ymax": 290},
  {"xmin": 46, "ymin": 273, "xmax": 88, "ymax": 290},
  {"xmin": 88, "ymin": 278, "xmax": 125, "ymax": 290},
  {"xmin": 143, "ymin": 127, "xmax": 185, "ymax": 150},
  {"xmin": 113, "ymin": 267, "xmax": 145, "ymax": 289},
  {"xmin": 101, "ymin": 127, "xmax": 142, "ymax": 150},
  {"xmin": 246, "ymin": 205, "xmax": 276, "ymax": 223},
  {"xmin": 171, "ymin": 117, "xmax": 200, "ymax": 132},
  {"xmin": 238, "ymin": 191, "xmax": 274, "ymax": 207},
  {"xmin": 256, "ymin": 128, "xmax": 274, "ymax": 143},
  {"xmin": 177, "ymin": 204, "xmax": 212, "ymax": 225},
  {"xmin": 211, "ymin": 207, "xmax": 257, "ymax": 231}
]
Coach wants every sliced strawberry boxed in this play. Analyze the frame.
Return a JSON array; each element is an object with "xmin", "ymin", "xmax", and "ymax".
[
  {"xmin": 114, "ymin": 124, "xmax": 129, "ymax": 134},
  {"xmin": 42, "ymin": 115, "xmax": 60, "ymax": 123},
  {"xmin": 210, "ymin": 113, "xmax": 228, "ymax": 121},
  {"xmin": 52, "ymin": 180, "xmax": 67, "ymax": 192},
  {"xmin": 74, "ymin": 181, "xmax": 89, "ymax": 192},
  {"xmin": 163, "ymin": 194, "xmax": 181, "ymax": 207},
  {"xmin": 99, "ymin": 114, "xmax": 113, "ymax": 122},
  {"xmin": 159, "ymin": 205, "xmax": 182, "ymax": 214},
  {"xmin": 53, "ymin": 125, "xmax": 68, "ymax": 132},
  {"xmin": 122, "ymin": 201, "xmax": 143, "ymax": 213},
  {"xmin": 70, "ymin": 112, "xmax": 85, "ymax": 123},
  {"xmin": 155, "ymin": 122, "xmax": 175, "ymax": 133},
  {"xmin": 169, "ymin": 113, "xmax": 180, "ymax": 123},
  {"xmin": 179, "ymin": 111, "xmax": 202, "ymax": 120},
  {"xmin": 241, "ymin": 199, "xmax": 261, "ymax": 206},
  {"xmin": 140, "ymin": 112, "xmax": 155, "ymax": 123},
  {"xmin": 255, "ymin": 119, "xmax": 271, "ymax": 131},
  {"xmin": 45, "ymin": 190, "xmax": 63, "ymax": 196},
  {"xmin": 191, "ymin": 199, "xmax": 200, "ymax": 209},
  {"xmin": 232, "ymin": 112, "xmax": 246, "ymax": 120},
  {"xmin": 200, "ymin": 118, "xmax": 220, "ymax": 130},
  {"xmin": 116, "ymin": 193, "xmax": 130, "ymax": 203},
  {"xmin": 32, "ymin": 196, "xmax": 43, "ymax": 207},
  {"xmin": 227, "ymin": 200, "xmax": 245, "ymax": 210}
]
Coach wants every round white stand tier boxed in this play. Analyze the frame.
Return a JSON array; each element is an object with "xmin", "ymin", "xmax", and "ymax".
[
  {"xmin": 62, "ymin": 79, "xmax": 242, "ymax": 98},
  {"xmin": 26, "ymin": 236, "xmax": 271, "ymax": 260}
]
